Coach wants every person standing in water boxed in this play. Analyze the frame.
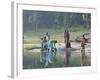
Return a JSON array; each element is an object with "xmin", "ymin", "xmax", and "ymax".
[
  {"xmin": 64, "ymin": 30, "xmax": 70, "ymax": 43},
  {"xmin": 64, "ymin": 30, "xmax": 71, "ymax": 48},
  {"xmin": 80, "ymin": 34, "xmax": 87, "ymax": 66},
  {"xmin": 81, "ymin": 34, "xmax": 86, "ymax": 49},
  {"xmin": 64, "ymin": 29, "xmax": 71, "ymax": 67}
]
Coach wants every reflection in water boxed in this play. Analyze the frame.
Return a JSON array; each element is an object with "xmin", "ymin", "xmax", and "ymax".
[
  {"xmin": 64, "ymin": 48, "xmax": 71, "ymax": 67},
  {"xmin": 80, "ymin": 49, "xmax": 86, "ymax": 66},
  {"xmin": 23, "ymin": 44, "xmax": 91, "ymax": 69}
]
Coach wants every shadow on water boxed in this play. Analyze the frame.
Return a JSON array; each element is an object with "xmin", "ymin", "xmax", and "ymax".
[{"xmin": 23, "ymin": 47, "xmax": 91, "ymax": 69}]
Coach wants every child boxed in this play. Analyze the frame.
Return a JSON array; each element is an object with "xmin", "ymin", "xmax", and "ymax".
[
  {"xmin": 81, "ymin": 34, "xmax": 86, "ymax": 49},
  {"xmin": 80, "ymin": 34, "xmax": 87, "ymax": 66}
]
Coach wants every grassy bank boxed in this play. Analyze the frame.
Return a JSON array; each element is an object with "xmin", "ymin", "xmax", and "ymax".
[{"xmin": 23, "ymin": 26, "xmax": 90, "ymax": 50}]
